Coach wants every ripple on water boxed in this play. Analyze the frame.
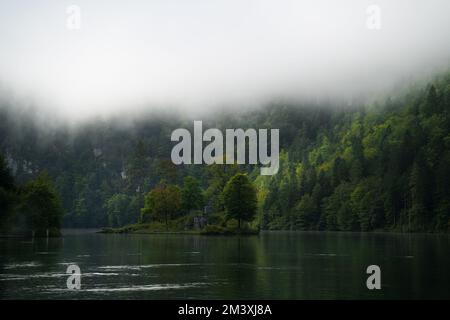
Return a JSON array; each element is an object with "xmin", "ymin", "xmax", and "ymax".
[
  {"xmin": 45, "ymin": 282, "xmax": 207, "ymax": 293},
  {"xmin": 3, "ymin": 262, "xmax": 42, "ymax": 269},
  {"xmin": 98, "ymin": 263, "xmax": 200, "ymax": 271},
  {"xmin": 35, "ymin": 252, "xmax": 59, "ymax": 255},
  {"xmin": 0, "ymin": 271, "xmax": 121, "ymax": 281}
]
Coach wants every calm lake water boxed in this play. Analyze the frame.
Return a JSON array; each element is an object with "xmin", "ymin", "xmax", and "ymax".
[{"xmin": 0, "ymin": 230, "xmax": 449, "ymax": 299}]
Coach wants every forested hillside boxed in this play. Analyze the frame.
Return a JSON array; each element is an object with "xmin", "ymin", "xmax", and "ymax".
[
  {"xmin": 1, "ymin": 72, "xmax": 449, "ymax": 232},
  {"xmin": 261, "ymin": 74, "xmax": 450, "ymax": 233}
]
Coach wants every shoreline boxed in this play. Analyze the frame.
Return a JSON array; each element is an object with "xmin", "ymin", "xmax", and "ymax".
[{"xmin": 98, "ymin": 224, "xmax": 260, "ymax": 236}]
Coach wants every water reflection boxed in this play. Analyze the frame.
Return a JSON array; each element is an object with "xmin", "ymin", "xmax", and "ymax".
[{"xmin": 0, "ymin": 230, "xmax": 449, "ymax": 299}]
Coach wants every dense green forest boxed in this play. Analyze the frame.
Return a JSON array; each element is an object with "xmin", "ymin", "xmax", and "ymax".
[
  {"xmin": 1, "ymin": 72, "xmax": 449, "ymax": 233},
  {"xmin": 0, "ymin": 154, "xmax": 63, "ymax": 236}
]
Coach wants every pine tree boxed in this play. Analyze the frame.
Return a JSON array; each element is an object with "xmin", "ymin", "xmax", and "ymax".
[
  {"xmin": 223, "ymin": 173, "xmax": 257, "ymax": 230},
  {"xmin": 181, "ymin": 176, "xmax": 204, "ymax": 213}
]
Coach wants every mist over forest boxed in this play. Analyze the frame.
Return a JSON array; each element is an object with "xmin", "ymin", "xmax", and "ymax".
[
  {"xmin": 1, "ymin": 70, "xmax": 450, "ymax": 233},
  {"xmin": 1, "ymin": 0, "xmax": 450, "ymax": 120},
  {"xmin": 1, "ymin": 1, "xmax": 450, "ymax": 235},
  {"xmin": 3, "ymin": 1, "xmax": 450, "ymax": 305}
]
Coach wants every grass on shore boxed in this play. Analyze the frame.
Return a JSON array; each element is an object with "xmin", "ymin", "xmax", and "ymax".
[{"xmin": 99, "ymin": 218, "xmax": 259, "ymax": 236}]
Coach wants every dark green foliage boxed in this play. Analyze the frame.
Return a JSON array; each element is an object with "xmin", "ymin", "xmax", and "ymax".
[
  {"xmin": 18, "ymin": 172, "xmax": 63, "ymax": 236},
  {"xmin": 293, "ymin": 194, "xmax": 317, "ymax": 230},
  {"xmin": 261, "ymin": 73, "xmax": 450, "ymax": 232},
  {"xmin": 1, "ymin": 72, "xmax": 450, "ymax": 233},
  {"xmin": 104, "ymin": 193, "xmax": 140, "ymax": 227},
  {"xmin": 181, "ymin": 176, "xmax": 204, "ymax": 213},
  {"xmin": 141, "ymin": 181, "xmax": 182, "ymax": 230},
  {"xmin": 0, "ymin": 153, "xmax": 14, "ymax": 190},
  {"xmin": 204, "ymin": 163, "xmax": 240, "ymax": 213},
  {"xmin": 0, "ymin": 154, "xmax": 15, "ymax": 228},
  {"xmin": 1, "ymin": 159, "xmax": 64, "ymax": 236},
  {"xmin": 223, "ymin": 173, "xmax": 257, "ymax": 229}
]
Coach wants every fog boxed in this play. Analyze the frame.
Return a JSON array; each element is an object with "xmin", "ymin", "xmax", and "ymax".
[{"xmin": 0, "ymin": 0, "xmax": 449, "ymax": 122}]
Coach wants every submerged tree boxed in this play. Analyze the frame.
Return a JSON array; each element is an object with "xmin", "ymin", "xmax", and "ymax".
[{"xmin": 223, "ymin": 173, "xmax": 257, "ymax": 229}]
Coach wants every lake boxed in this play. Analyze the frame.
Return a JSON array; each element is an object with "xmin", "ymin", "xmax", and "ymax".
[{"xmin": 0, "ymin": 230, "xmax": 449, "ymax": 299}]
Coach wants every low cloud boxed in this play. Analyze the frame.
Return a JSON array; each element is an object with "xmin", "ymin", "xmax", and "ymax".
[{"xmin": 0, "ymin": 0, "xmax": 449, "ymax": 121}]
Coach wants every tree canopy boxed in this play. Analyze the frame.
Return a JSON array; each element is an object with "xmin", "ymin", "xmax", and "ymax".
[
  {"xmin": 19, "ymin": 172, "xmax": 64, "ymax": 236},
  {"xmin": 181, "ymin": 176, "xmax": 204, "ymax": 213},
  {"xmin": 223, "ymin": 173, "xmax": 257, "ymax": 229},
  {"xmin": 141, "ymin": 181, "xmax": 182, "ymax": 230},
  {"xmin": 1, "ymin": 72, "xmax": 450, "ymax": 233}
]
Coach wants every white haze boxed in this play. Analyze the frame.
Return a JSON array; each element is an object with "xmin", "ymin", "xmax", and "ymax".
[{"xmin": 0, "ymin": 0, "xmax": 449, "ymax": 122}]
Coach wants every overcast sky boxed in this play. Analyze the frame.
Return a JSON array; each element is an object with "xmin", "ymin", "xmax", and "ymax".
[{"xmin": 0, "ymin": 0, "xmax": 449, "ymax": 121}]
